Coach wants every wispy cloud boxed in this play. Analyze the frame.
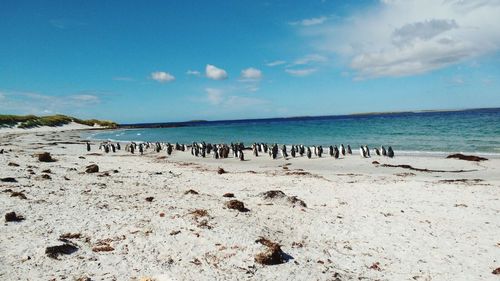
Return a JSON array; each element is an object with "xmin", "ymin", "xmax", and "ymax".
[
  {"xmin": 0, "ymin": 90, "xmax": 102, "ymax": 115},
  {"xmin": 240, "ymin": 67, "xmax": 262, "ymax": 81},
  {"xmin": 285, "ymin": 68, "xmax": 318, "ymax": 77},
  {"xmin": 186, "ymin": 70, "xmax": 201, "ymax": 76},
  {"xmin": 292, "ymin": 54, "xmax": 328, "ymax": 65},
  {"xmin": 205, "ymin": 88, "xmax": 224, "ymax": 105},
  {"xmin": 302, "ymin": 0, "xmax": 500, "ymax": 78},
  {"xmin": 290, "ymin": 16, "xmax": 328, "ymax": 26},
  {"xmin": 203, "ymin": 87, "xmax": 267, "ymax": 107},
  {"xmin": 206, "ymin": 64, "xmax": 228, "ymax": 80},
  {"xmin": 150, "ymin": 71, "xmax": 175, "ymax": 83},
  {"xmin": 266, "ymin": 60, "xmax": 286, "ymax": 67}
]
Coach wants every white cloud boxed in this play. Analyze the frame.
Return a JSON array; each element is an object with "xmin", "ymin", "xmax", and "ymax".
[
  {"xmin": 205, "ymin": 88, "xmax": 224, "ymax": 105},
  {"xmin": 240, "ymin": 67, "xmax": 262, "ymax": 80},
  {"xmin": 290, "ymin": 16, "xmax": 328, "ymax": 26},
  {"xmin": 150, "ymin": 71, "xmax": 175, "ymax": 83},
  {"xmin": 71, "ymin": 94, "xmax": 100, "ymax": 103},
  {"xmin": 205, "ymin": 64, "xmax": 228, "ymax": 80},
  {"xmin": 285, "ymin": 68, "xmax": 318, "ymax": 77},
  {"xmin": 186, "ymin": 70, "xmax": 201, "ymax": 76},
  {"xmin": 293, "ymin": 54, "xmax": 328, "ymax": 65},
  {"xmin": 266, "ymin": 60, "xmax": 286, "ymax": 67},
  {"xmin": 304, "ymin": 0, "xmax": 500, "ymax": 78}
]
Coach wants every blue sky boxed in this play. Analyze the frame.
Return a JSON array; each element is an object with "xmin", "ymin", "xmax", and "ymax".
[{"xmin": 1, "ymin": 0, "xmax": 499, "ymax": 123}]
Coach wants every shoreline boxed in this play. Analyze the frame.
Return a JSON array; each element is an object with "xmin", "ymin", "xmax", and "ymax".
[{"xmin": 1, "ymin": 128, "xmax": 499, "ymax": 280}]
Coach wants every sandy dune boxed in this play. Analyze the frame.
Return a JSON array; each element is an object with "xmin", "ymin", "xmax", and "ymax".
[{"xmin": 1, "ymin": 129, "xmax": 499, "ymax": 280}]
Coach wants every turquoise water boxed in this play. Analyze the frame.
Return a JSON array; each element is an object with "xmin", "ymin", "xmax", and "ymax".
[{"xmin": 88, "ymin": 109, "xmax": 500, "ymax": 154}]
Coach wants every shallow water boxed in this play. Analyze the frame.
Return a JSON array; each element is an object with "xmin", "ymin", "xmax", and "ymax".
[{"xmin": 89, "ymin": 108, "xmax": 500, "ymax": 154}]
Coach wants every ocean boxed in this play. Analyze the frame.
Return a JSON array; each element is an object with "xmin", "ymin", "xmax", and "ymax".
[{"xmin": 88, "ymin": 108, "xmax": 500, "ymax": 155}]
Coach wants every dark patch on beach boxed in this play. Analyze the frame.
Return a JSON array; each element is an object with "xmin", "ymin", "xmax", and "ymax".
[
  {"xmin": 254, "ymin": 237, "xmax": 289, "ymax": 265},
  {"xmin": 38, "ymin": 152, "xmax": 56, "ymax": 162},
  {"xmin": 380, "ymin": 164, "xmax": 476, "ymax": 173},
  {"xmin": 145, "ymin": 196, "xmax": 154, "ymax": 202},
  {"xmin": 184, "ymin": 189, "xmax": 199, "ymax": 195},
  {"xmin": 5, "ymin": 211, "xmax": 24, "ymax": 222},
  {"xmin": 1, "ymin": 177, "xmax": 17, "ymax": 183},
  {"xmin": 217, "ymin": 167, "xmax": 226, "ymax": 174},
  {"xmin": 223, "ymin": 193, "xmax": 235, "ymax": 198},
  {"xmin": 226, "ymin": 200, "xmax": 249, "ymax": 212},
  {"xmin": 10, "ymin": 191, "xmax": 27, "ymax": 200},
  {"xmin": 59, "ymin": 233, "xmax": 82, "ymax": 239},
  {"xmin": 7, "ymin": 162, "xmax": 20, "ymax": 167},
  {"xmin": 447, "ymin": 153, "xmax": 487, "ymax": 162},
  {"xmin": 45, "ymin": 243, "xmax": 78, "ymax": 259},
  {"xmin": 85, "ymin": 164, "xmax": 99, "ymax": 173},
  {"xmin": 439, "ymin": 179, "xmax": 486, "ymax": 185}
]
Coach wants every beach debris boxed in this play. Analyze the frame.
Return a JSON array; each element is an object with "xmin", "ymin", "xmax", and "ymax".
[
  {"xmin": 37, "ymin": 174, "xmax": 52, "ymax": 180},
  {"xmin": 1, "ymin": 177, "xmax": 17, "ymax": 183},
  {"xmin": 226, "ymin": 200, "xmax": 248, "ymax": 212},
  {"xmin": 85, "ymin": 164, "xmax": 99, "ymax": 173},
  {"xmin": 439, "ymin": 179, "xmax": 484, "ymax": 185},
  {"xmin": 380, "ymin": 164, "xmax": 475, "ymax": 173},
  {"xmin": 191, "ymin": 258, "xmax": 202, "ymax": 266},
  {"xmin": 75, "ymin": 277, "xmax": 91, "ymax": 281},
  {"xmin": 260, "ymin": 190, "xmax": 286, "ymax": 199},
  {"xmin": 159, "ymin": 212, "xmax": 165, "ymax": 217},
  {"xmin": 291, "ymin": 241, "xmax": 304, "ymax": 248},
  {"xmin": 454, "ymin": 203, "xmax": 468, "ymax": 208},
  {"xmin": 217, "ymin": 167, "xmax": 226, "ymax": 174},
  {"xmin": 92, "ymin": 244, "xmax": 114, "ymax": 252},
  {"xmin": 369, "ymin": 262, "xmax": 382, "ymax": 271},
  {"xmin": 59, "ymin": 233, "xmax": 81, "ymax": 239},
  {"xmin": 38, "ymin": 152, "xmax": 56, "ymax": 162},
  {"xmin": 45, "ymin": 243, "xmax": 78, "ymax": 259},
  {"xmin": 78, "ymin": 156, "xmax": 86, "ymax": 159},
  {"xmin": 184, "ymin": 189, "xmax": 199, "ymax": 195},
  {"xmin": 10, "ymin": 191, "xmax": 27, "ymax": 200},
  {"xmin": 287, "ymin": 196, "xmax": 307, "ymax": 208},
  {"xmin": 447, "ymin": 153, "xmax": 487, "ymax": 162},
  {"xmin": 197, "ymin": 219, "xmax": 212, "ymax": 229},
  {"xmin": 7, "ymin": 162, "xmax": 19, "ymax": 167},
  {"xmin": 5, "ymin": 212, "xmax": 24, "ymax": 222},
  {"xmin": 492, "ymin": 267, "xmax": 500, "ymax": 275},
  {"xmin": 223, "ymin": 193, "xmax": 235, "ymax": 198},
  {"xmin": 41, "ymin": 169, "xmax": 52, "ymax": 173},
  {"xmin": 254, "ymin": 237, "xmax": 286, "ymax": 265},
  {"xmin": 145, "ymin": 196, "xmax": 154, "ymax": 202},
  {"xmin": 372, "ymin": 161, "xmax": 380, "ymax": 165},
  {"xmin": 170, "ymin": 230, "xmax": 181, "ymax": 236},
  {"xmin": 190, "ymin": 209, "xmax": 208, "ymax": 218}
]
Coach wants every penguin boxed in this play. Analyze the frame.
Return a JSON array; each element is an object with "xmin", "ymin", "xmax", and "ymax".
[
  {"xmin": 334, "ymin": 145, "xmax": 339, "ymax": 159},
  {"xmin": 381, "ymin": 146, "xmax": 387, "ymax": 156},
  {"xmin": 387, "ymin": 146, "xmax": 394, "ymax": 158},
  {"xmin": 364, "ymin": 145, "xmax": 371, "ymax": 158},
  {"xmin": 291, "ymin": 146, "xmax": 296, "ymax": 158},
  {"xmin": 167, "ymin": 144, "xmax": 173, "ymax": 155},
  {"xmin": 86, "ymin": 142, "xmax": 91, "ymax": 152},
  {"xmin": 306, "ymin": 147, "xmax": 312, "ymax": 159},
  {"xmin": 281, "ymin": 145, "xmax": 288, "ymax": 158},
  {"xmin": 359, "ymin": 146, "xmax": 366, "ymax": 158},
  {"xmin": 130, "ymin": 143, "xmax": 135, "ymax": 154},
  {"xmin": 329, "ymin": 145, "xmax": 334, "ymax": 157},
  {"xmin": 104, "ymin": 144, "xmax": 110, "ymax": 153},
  {"xmin": 253, "ymin": 144, "xmax": 258, "ymax": 157},
  {"xmin": 340, "ymin": 144, "xmax": 345, "ymax": 157},
  {"xmin": 317, "ymin": 145, "xmax": 323, "ymax": 158},
  {"xmin": 214, "ymin": 148, "xmax": 219, "ymax": 159},
  {"xmin": 375, "ymin": 148, "xmax": 380, "ymax": 156},
  {"xmin": 139, "ymin": 143, "xmax": 144, "ymax": 155},
  {"xmin": 239, "ymin": 150, "xmax": 244, "ymax": 161},
  {"xmin": 116, "ymin": 143, "xmax": 121, "ymax": 150},
  {"xmin": 347, "ymin": 145, "xmax": 352, "ymax": 155},
  {"xmin": 313, "ymin": 146, "xmax": 318, "ymax": 156},
  {"xmin": 111, "ymin": 144, "xmax": 116, "ymax": 153},
  {"xmin": 299, "ymin": 145, "xmax": 305, "ymax": 157},
  {"xmin": 201, "ymin": 148, "xmax": 206, "ymax": 158}
]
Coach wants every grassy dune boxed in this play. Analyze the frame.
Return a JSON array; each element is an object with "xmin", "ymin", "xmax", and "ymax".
[{"xmin": 0, "ymin": 114, "xmax": 117, "ymax": 129}]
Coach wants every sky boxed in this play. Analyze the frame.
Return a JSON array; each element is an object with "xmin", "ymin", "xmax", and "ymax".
[{"xmin": 1, "ymin": 0, "xmax": 500, "ymax": 123}]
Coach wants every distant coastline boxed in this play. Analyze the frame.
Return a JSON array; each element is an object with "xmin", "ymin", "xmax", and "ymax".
[{"xmin": 118, "ymin": 107, "xmax": 500, "ymax": 129}]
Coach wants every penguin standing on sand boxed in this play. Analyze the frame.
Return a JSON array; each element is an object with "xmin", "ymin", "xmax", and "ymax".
[
  {"xmin": 306, "ymin": 147, "xmax": 312, "ymax": 159},
  {"xmin": 340, "ymin": 144, "xmax": 345, "ymax": 157},
  {"xmin": 130, "ymin": 143, "xmax": 135, "ymax": 154},
  {"xmin": 281, "ymin": 145, "xmax": 288, "ymax": 158},
  {"xmin": 334, "ymin": 145, "xmax": 339, "ymax": 159},
  {"xmin": 381, "ymin": 146, "xmax": 387, "ymax": 156},
  {"xmin": 317, "ymin": 146, "xmax": 323, "ymax": 157},
  {"xmin": 387, "ymin": 146, "xmax": 394, "ymax": 158},
  {"xmin": 139, "ymin": 143, "xmax": 144, "ymax": 155},
  {"xmin": 291, "ymin": 146, "xmax": 296, "ymax": 158},
  {"xmin": 239, "ymin": 149, "xmax": 244, "ymax": 161},
  {"xmin": 116, "ymin": 143, "xmax": 121, "ymax": 150},
  {"xmin": 360, "ymin": 146, "xmax": 366, "ymax": 158},
  {"xmin": 347, "ymin": 145, "xmax": 352, "ymax": 155},
  {"xmin": 111, "ymin": 144, "xmax": 116, "ymax": 153},
  {"xmin": 364, "ymin": 145, "xmax": 370, "ymax": 157},
  {"xmin": 329, "ymin": 145, "xmax": 334, "ymax": 157},
  {"xmin": 86, "ymin": 142, "xmax": 91, "ymax": 152},
  {"xmin": 375, "ymin": 147, "xmax": 380, "ymax": 156}
]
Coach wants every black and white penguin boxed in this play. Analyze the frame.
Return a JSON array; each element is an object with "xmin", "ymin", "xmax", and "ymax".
[
  {"xmin": 359, "ymin": 146, "xmax": 366, "ymax": 158},
  {"xmin": 281, "ymin": 145, "xmax": 288, "ymax": 158},
  {"xmin": 334, "ymin": 145, "xmax": 339, "ymax": 159},
  {"xmin": 291, "ymin": 146, "xmax": 296, "ymax": 158},
  {"xmin": 317, "ymin": 145, "xmax": 323, "ymax": 157},
  {"xmin": 130, "ymin": 143, "xmax": 135, "ymax": 154},
  {"xmin": 86, "ymin": 142, "xmax": 91, "ymax": 152},
  {"xmin": 375, "ymin": 148, "xmax": 380, "ymax": 156},
  {"xmin": 139, "ymin": 143, "xmax": 144, "ymax": 155},
  {"xmin": 364, "ymin": 145, "xmax": 370, "ymax": 158},
  {"xmin": 111, "ymin": 144, "xmax": 116, "ymax": 153},
  {"xmin": 239, "ymin": 150, "xmax": 244, "ymax": 161},
  {"xmin": 347, "ymin": 145, "xmax": 352, "ymax": 155},
  {"xmin": 116, "ymin": 143, "xmax": 121, "ymax": 150},
  {"xmin": 381, "ymin": 146, "xmax": 387, "ymax": 156},
  {"xmin": 387, "ymin": 146, "xmax": 394, "ymax": 158},
  {"xmin": 306, "ymin": 147, "xmax": 312, "ymax": 159},
  {"xmin": 329, "ymin": 145, "xmax": 334, "ymax": 157},
  {"xmin": 340, "ymin": 144, "xmax": 345, "ymax": 157}
]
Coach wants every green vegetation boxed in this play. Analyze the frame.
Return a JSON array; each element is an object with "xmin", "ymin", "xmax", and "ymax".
[{"xmin": 0, "ymin": 114, "xmax": 117, "ymax": 129}]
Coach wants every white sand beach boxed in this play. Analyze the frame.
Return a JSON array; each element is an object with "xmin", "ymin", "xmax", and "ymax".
[{"xmin": 1, "ymin": 127, "xmax": 499, "ymax": 280}]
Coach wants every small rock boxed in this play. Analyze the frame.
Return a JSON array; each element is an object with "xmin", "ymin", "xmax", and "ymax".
[
  {"xmin": 38, "ymin": 152, "xmax": 56, "ymax": 162},
  {"xmin": 7, "ymin": 162, "xmax": 19, "ymax": 167},
  {"xmin": 217, "ymin": 167, "xmax": 226, "ymax": 174},
  {"xmin": 10, "ymin": 191, "xmax": 27, "ymax": 200},
  {"xmin": 5, "ymin": 212, "xmax": 24, "ymax": 222},
  {"xmin": 145, "ymin": 197, "xmax": 154, "ymax": 202},
  {"xmin": 92, "ymin": 245, "xmax": 114, "ymax": 252},
  {"xmin": 226, "ymin": 200, "xmax": 248, "ymax": 212},
  {"xmin": 184, "ymin": 189, "xmax": 199, "ymax": 195},
  {"xmin": 255, "ymin": 238, "xmax": 286, "ymax": 265},
  {"xmin": 493, "ymin": 267, "xmax": 500, "ymax": 275},
  {"xmin": 1, "ymin": 177, "xmax": 17, "ymax": 183},
  {"xmin": 45, "ymin": 243, "xmax": 78, "ymax": 259},
  {"xmin": 85, "ymin": 164, "xmax": 99, "ymax": 173},
  {"xmin": 222, "ymin": 193, "xmax": 234, "ymax": 198},
  {"xmin": 170, "ymin": 230, "xmax": 181, "ymax": 236},
  {"xmin": 41, "ymin": 169, "xmax": 52, "ymax": 174}
]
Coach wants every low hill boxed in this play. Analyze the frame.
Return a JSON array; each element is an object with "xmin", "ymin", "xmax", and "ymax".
[{"xmin": 0, "ymin": 114, "xmax": 117, "ymax": 129}]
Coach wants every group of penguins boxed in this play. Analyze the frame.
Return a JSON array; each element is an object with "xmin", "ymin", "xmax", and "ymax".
[{"xmin": 88, "ymin": 141, "xmax": 394, "ymax": 160}]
